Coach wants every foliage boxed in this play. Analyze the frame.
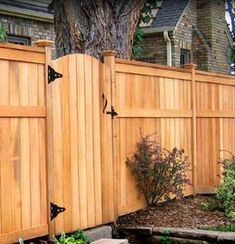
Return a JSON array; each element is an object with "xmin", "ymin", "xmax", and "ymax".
[
  {"xmin": 160, "ymin": 230, "xmax": 171, "ymax": 244},
  {"xmin": 0, "ymin": 25, "xmax": 7, "ymax": 42},
  {"xmin": 227, "ymin": 0, "xmax": 235, "ymax": 72},
  {"xmin": 126, "ymin": 134, "xmax": 190, "ymax": 206},
  {"xmin": 132, "ymin": 0, "xmax": 158, "ymax": 58},
  {"xmin": 202, "ymin": 224, "xmax": 235, "ymax": 232},
  {"xmin": 216, "ymin": 153, "xmax": 235, "ymax": 220},
  {"xmin": 54, "ymin": 230, "xmax": 90, "ymax": 244},
  {"xmin": 200, "ymin": 197, "xmax": 222, "ymax": 212}
]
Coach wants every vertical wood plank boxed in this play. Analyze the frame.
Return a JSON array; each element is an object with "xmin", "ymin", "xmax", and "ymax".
[
  {"xmin": 0, "ymin": 60, "xmax": 12, "ymax": 233},
  {"xmin": 84, "ymin": 55, "xmax": 95, "ymax": 227},
  {"xmin": 19, "ymin": 62, "xmax": 31, "ymax": 229},
  {"xmin": 92, "ymin": 58, "xmax": 102, "ymax": 225},
  {"xmin": 29, "ymin": 64, "xmax": 41, "ymax": 227},
  {"xmin": 77, "ymin": 54, "xmax": 88, "ymax": 229},
  {"xmin": 61, "ymin": 56, "xmax": 72, "ymax": 233},
  {"xmin": 101, "ymin": 51, "xmax": 116, "ymax": 223},
  {"xmin": 9, "ymin": 61, "xmax": 21, "ymax": 232},
  {"xmin": 68, "ymin": 55, "xmax": 80, "ymax": 230},
  {"xmin": 185, "ymin": 64, "xmax": 197, "ymax": 193}
]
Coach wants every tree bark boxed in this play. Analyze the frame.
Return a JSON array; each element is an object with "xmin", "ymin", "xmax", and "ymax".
[{"xmin": 53, "ymin": 0, "xmax": 147, "ymax": 60}]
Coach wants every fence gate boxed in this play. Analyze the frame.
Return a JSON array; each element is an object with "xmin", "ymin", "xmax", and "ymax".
[
  {"xmin": 47, "ymin": 53, "xmax": 107, "ymax": 235},
  {"xmin": 0, "ymin": 43, "xmax": 48, "ymax": 243}
]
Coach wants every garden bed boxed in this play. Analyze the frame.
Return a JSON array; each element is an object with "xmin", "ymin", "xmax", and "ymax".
[
  {"xmin": 116, "ymin": 195, "xmax": 235, "ymax": 243},
  {"xmin": 117, "ymin": 195, "xmax": 235, "ymax": 229}
]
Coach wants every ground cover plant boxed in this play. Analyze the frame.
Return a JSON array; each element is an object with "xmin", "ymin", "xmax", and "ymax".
[
  {"xmin": 126, "ymin": 134, "xmax": 190, "ymax": 206},
  {"xmin": 216, "ymin": 153, "xmax": 235, "ymax": 219},
  {"xmin": 54, "ymin": 230, "xmax": 90, "ymax": 244},
  {"xmin": 200, "ymin": 153, "xmax": 235, "ymax": 220}
]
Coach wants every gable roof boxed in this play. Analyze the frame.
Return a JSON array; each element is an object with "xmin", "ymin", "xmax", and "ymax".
[{"xmin": 142, "ymin": 0, "xmax": 189, "ymax": 33}]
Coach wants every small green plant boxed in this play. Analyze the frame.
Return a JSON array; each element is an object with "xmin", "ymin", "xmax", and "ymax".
[
  {"xmin": 216, "ymin": 153, "xmax": 235, "ymax": 219},
  {"xmin": 54, "ymin": 230, "xmax": 90, "ymax": 244},
  {"xmin": 160, "ymin": 230, "xmax": 171, "ymax": 244},
  {"xmin": 200, "ymin": 197, "xmax": 222, "ymax": 212},
  {"xmin": 0, "ymin": 25, "xmax": 7, "ymax": 42},
  {"xmin": 126, "ymin": 134, "xmax": 190, "ymax": 206}
]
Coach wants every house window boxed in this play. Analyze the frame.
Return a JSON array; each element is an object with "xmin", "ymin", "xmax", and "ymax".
[
  {"xmin": 180, "ymin": 49, "xmax": 191, "ymax": 67},
  {"xmin": 6, "ymin": 35, "xmax": 31, "ymax": 45}
]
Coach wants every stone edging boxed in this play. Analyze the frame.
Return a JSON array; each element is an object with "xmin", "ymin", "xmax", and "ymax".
[{"xmin": 118, "ymin": 226, "xmax": 235, "ymax": 242}]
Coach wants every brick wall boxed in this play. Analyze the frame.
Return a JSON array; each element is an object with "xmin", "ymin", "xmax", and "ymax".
[
  {"xmin": 139, "ymin": 32, "xmax": 167, "ymax": 65},
  {"xmin": 194, "ymin": 0, "xmax": 231, "ymax": 74},
  {"xmin": 140, "ymin": 0, "xmax": 197, "ymax": 67},
  {"xmin": 140, "ymin": 0, "xmax": 232, "ymax": 74},
  {"xmin": 210, "ymin": 0, "xmax": 231, "ymax": 74},
  {"xmin": 0, "ymin": 14, "xmax": 55, "ymax": 46},
  {"xmin": 173, "ymin": 0, "xmax": 197, "ymax": 66}
]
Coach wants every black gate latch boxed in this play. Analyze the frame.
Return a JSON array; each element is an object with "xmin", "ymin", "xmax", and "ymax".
[
  {"xmin": 106, "ymin": 106, "xmax": 118, "ymax": 119},
  {"xmin": 48, "ymin": 66, "xmax": 63, "ymax": 84},
  {"xmin": 102, "ymin": 94, "xmax": 118, "ymax": 119},
  {"xmin": 50, "ymin": 202, "xmax": 66, "ymax": 220}
]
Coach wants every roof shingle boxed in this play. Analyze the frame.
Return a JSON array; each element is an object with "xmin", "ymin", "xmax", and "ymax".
[{"xmin": 144, "ymin": 0, "xmax": 189, "ymax": 29}]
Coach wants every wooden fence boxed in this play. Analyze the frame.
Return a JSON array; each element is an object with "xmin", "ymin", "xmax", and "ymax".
[
  {"xmin": 1, "ymin": 41, "xmax": 235, "ymax": 242},
  {"xmin": 0, "ymin": 43, "xmax": 48, "ymax": 243}
]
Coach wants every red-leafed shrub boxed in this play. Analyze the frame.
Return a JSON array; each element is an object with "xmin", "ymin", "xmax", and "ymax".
[{"xmin": 126, "ymin": 135, "xmax": 190, "ymax": 206}]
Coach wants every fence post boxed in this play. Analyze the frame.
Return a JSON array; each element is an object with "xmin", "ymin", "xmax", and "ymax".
[
  {"xmin": 35, "ymin": 39, "xmax": 54, "ymax": 239},
  {"xmin": 101, "ymin": 50, "xmax": 118, "ymax": 222},
  {"xmin": 185, "ymin": 63, "xmax": 197, "ymax": 194}
]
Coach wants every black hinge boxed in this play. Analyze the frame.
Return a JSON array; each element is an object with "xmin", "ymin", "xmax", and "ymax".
[
  {"xmin": 50, "ymin": 202, "xmax": 66, "ymax": 220},
  {"xmin": 48, "ymin": 65, "xmax": 63, "ymax": 84},
  {"xmin": 106, "ymin": 106, "xmax": 118, "ymax": 119}
]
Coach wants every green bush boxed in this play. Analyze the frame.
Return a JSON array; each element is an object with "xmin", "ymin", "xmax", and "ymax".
[
  {"xmin": 216, "ymin": 153, "xmax": 235, "ymax": 220},
  {"xmin": 200, "ymin": 197, "xmax": 222, "ymax": 212},
  {"xmin": 126, "ymin": 134, "xmax": 190, "ymax": 206},
  {"xmin": 54, "ymin": 230, "xmax": 90, "ymax": 244},
  {"xmin": 0, "ymin": 25, "xmax": 7, "ymax": 42}
]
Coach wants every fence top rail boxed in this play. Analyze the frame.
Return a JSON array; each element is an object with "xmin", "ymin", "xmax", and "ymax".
[
  {"xmin": 196, "ymin": 70, "xmax": 235, "ymax": 86},
  {"xmin": 0, "ymin": 42, "xmax": 45, "ymax": 53},
  {"xmin": 115, "ymin": 58, "xmax": 191, "ymax": 74},
  {"xmin": 196, "ymin": 69, "xmax": 235, "ymax": 80}
]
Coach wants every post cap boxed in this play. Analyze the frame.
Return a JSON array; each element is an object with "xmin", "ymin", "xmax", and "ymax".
[
  {"xmin": 35, "ymin": 39, "xmax": 54, "ymax": 47},
  {"xmin": 102, "ymin": 50, "xmax": 117, "ymax": 57}
]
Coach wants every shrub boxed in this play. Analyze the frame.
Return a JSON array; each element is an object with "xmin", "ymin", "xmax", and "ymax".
[
  {"xmin": 200, "ymin": 197, "xmax": 222, "ymax": 212},
  {"xmin": 0, "ymin": 25, "xmax": 7, "ymax": 42},
  {"xmin": 126, "ymin": 135, "xmax": 190, "ymax": 206},
  {"xmin": 54, "ymin": 230, "xmax": 90, "ymax": 244},
  {"xmin": 216, "ymin": 153, "xmax": 235, "ymax": 220}
]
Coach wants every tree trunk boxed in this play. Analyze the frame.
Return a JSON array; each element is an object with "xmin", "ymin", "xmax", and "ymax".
[{"xmin": 53, "ymin": 0, "xmax": 147, "ymax": 60}]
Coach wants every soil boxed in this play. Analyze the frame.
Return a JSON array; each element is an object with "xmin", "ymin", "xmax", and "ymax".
[{"xmin": 117, "ymin": 195, "xmax": 235, "ymax": 229}]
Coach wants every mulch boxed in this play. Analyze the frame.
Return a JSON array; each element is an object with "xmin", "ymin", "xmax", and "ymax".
[{"xmin": 117, "ymin": 195, "xmax": 235, "ymax": 229}]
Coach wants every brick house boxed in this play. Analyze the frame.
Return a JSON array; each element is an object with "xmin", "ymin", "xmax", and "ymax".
[
  {"xmin": 0, "ymin": 0, "xmax": 233, "ymax": 74},
  {"xmin": 140, "ymin": 0, "xmax": 234, "ymax": 74},
  {"xmin": 0, "ymin": 0, "xmax": 54, "ymax": 45}
]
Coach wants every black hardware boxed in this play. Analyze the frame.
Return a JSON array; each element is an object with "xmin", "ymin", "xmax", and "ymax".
[
  {"xmin": 50, "ymin": 202, "xmax": 66, "ymax": 220},
  {"xmin": 102, "ymin": 94, "xmax": 108, "ymax": 113},
  {"xmin": 102, "ymin": 94, "xmax": 118, "ymax": 119},
  {"xmin": 106, "ymin": 106, "xmax": 118, "ymax": 119},
  {"xmin": 48, "ymin": 65, "xmax": 63, "ymax": 84}
]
